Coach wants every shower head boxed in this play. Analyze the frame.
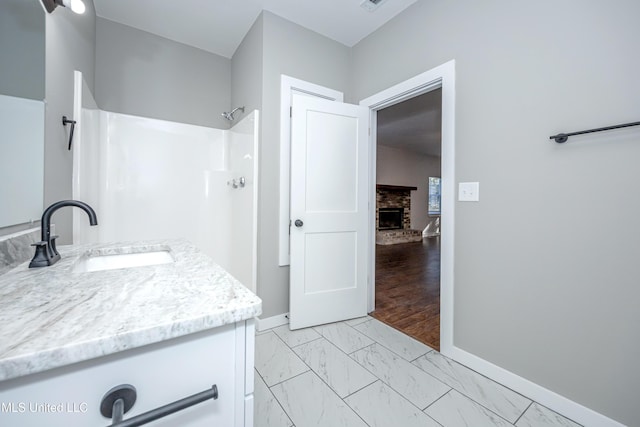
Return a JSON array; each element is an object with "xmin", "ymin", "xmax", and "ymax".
[{"xmin": 221, "ymin": 106, "xmax": 245, "ymax": 121}]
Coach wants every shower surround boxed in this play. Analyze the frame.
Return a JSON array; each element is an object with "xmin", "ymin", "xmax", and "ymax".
[{"xmin": 72, "ymin": 73, "xmax": 258, "ymax": 292}]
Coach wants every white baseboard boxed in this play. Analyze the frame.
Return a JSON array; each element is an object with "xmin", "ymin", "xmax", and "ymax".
[
  {"xmin": 256, "ymin": 313, "xmax": 289, "ymax": 332},
  {"xmin": 447, "ymin": 346, "xmax": 624, "ymax": 427}
]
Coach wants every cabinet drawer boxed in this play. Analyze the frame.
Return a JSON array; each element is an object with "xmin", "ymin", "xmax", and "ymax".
[{"xmin": 0, "ymin": 324, "xmax": 239, "ymax": 426}]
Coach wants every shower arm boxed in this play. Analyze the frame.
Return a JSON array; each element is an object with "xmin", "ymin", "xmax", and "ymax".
[{"xmin": 221, "ymin": 106, "xmax": 245, "ymax": 121}]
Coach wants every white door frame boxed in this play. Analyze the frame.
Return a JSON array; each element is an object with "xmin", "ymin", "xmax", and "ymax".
[
  {"xmin": 359, "ymin": 60, "xmax": 456, "ymax": 356},
  {"xmin": 278, "ymin": 75, "xmax": 344, "ymax": 267}
]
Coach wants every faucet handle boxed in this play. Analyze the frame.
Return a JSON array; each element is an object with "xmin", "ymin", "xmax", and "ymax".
[
  {"xmin": 30, "ymin": 241, "xmax": 48, "ymax": 248},
  {"xmin": 28, "ymin": 239, "xmax": 61, "ymax": 268},
  {"xmin": 29, "ymin": 241, "xmax": 50, "ymax": 268}
]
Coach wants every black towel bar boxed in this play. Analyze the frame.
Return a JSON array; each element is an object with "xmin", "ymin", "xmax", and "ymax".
[
  {"xmin": 550, "ymin": 121, "xmax": 640, "ymax": 143},
  {"xmin": 62, "ymin": 115, "xmax": 77, "ymax": 150}
]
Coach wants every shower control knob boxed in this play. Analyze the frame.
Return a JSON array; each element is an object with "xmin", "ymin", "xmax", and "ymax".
[{"xmin": 294, "ymin": 219, "xmax": 304, "ymax": 228}]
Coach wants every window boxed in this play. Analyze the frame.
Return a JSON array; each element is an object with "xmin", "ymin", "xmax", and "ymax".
[{"xmin": 428, "ymin": 177, "xmax": 441, "ymax": 216}]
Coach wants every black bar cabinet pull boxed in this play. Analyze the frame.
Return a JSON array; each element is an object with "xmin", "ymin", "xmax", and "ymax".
[
  {"xmin": 550, "ymin": 121, "xmax": 640, "ymax": 143},
  {"xmin": 101, "ymin": 384, "xmax": 218, "ymax": 427}
]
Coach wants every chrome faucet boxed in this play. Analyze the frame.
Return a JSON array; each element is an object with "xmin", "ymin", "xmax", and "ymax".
[{"xmin": 29, "ymin": 200, "xmax": 98, "ymax": 268}]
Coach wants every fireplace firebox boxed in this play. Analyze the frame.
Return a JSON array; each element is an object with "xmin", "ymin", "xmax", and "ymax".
[{"xmin": 378, "ymin": 208, "xmax": 404, "ymax": 230}]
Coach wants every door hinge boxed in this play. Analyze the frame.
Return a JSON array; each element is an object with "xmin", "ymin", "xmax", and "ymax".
[{"xmin": 290, "ymin": 106, "xmax": 292, "ymax": 117}]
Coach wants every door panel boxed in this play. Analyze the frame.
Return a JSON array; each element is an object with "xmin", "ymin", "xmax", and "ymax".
[
  {"xmin": 305, "ymin": 112, "xmax": 358, "ymax": 212},
  {"xmin": 304, "ymin": 231, "xmax": 357, "ymax": 293},
  {"xmin": 289, "ymin": 95, "xmax": 369, "ymax": 330}
]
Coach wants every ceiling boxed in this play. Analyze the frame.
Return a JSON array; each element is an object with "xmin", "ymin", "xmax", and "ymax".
[
  {"xmin": 377, "ymin": 89, "xmax": 442, "ymax": 157},
  {"xmin": 93, "ymin": 0, "xmax": 417, "ymax": 59}
]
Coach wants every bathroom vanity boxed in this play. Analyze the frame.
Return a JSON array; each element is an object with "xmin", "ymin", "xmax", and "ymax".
[{"xmin": 0, "ymin": 239, "xmax": 261, "ymax": 426}]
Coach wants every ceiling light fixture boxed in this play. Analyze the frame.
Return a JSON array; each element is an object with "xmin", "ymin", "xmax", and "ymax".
[
  {"xmin": 41, "ymin": 0, "xmax": 86, "ymax": 14},
  {"xmin": 360, "ymin": 0, "xmax": 388, "ymax": 12}
]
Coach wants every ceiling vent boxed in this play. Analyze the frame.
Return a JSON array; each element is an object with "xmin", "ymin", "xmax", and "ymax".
[{"xmin": 360, "ymin": 0, "xmax": 388, "ymax": 12}]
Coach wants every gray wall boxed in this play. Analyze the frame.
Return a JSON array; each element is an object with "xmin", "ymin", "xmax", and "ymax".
[
  {"xmin": 256, "ymin": 11, "xmax": 352, "ymax": 318},
  {"xmin": 231, "ymin": 14, "xmax": 264, "ymax": 120},
  {"xmin": 352, "ymin": 1, "xmax": 640, "ymax": 424},
  {"xmin": 44, "ymin": 0, "xmax": 96, "ymax": 245},
  {"xmin": 0, "ymin": 0, "xmax": 45, "ymax": 101},
  {"xmin": 95, "ymin": 18, "xmax": 231, "ymax": 129}
]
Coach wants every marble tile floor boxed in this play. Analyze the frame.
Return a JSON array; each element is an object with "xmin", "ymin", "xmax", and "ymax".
[{"xmin": 254, "ymin": 316, "xmax": 582, "ymax": 427}]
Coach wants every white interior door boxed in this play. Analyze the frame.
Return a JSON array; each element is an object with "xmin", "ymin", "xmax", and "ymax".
[{"xmin": 289, "ymin": 94, "xmax": 369, "ymax": 330}]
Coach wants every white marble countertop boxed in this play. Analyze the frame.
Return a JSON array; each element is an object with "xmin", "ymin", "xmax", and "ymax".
[{"xmin": 0, "ymin": 239, "xmax": 262, "ymax": 382}]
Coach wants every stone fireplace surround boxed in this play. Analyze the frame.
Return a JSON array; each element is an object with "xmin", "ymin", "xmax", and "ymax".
[{"xmin": 376, "ymin": 184, "xmax": 422, "ymax": 245}]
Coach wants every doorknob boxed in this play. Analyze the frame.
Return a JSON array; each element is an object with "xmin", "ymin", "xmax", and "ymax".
[{"xmin": 294, "ymin": 219, "xmax": 304, "ymax": 227}]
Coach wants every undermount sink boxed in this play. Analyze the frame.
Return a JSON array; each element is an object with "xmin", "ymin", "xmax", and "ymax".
[{"xmin": 73, "ymin": 249, "xmax": 175, "ymax": 273}]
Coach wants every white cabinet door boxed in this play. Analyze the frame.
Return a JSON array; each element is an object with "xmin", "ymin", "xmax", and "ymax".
[{"xmin": 289, "ymin": 94, "xmax": 369, "ymax": 330}]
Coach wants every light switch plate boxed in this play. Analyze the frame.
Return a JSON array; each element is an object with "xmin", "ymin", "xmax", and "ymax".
[{"xmin": 458, "ymin": 182, "xmax": 480, "ymax": 201}]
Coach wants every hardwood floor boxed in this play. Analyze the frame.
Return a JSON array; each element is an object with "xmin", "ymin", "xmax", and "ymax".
[{"xmin": 371, "ymin": 236, "xmax": 440, "ymax": 351}]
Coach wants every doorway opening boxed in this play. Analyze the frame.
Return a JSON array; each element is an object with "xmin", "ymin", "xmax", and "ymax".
[
  {"xmin": 370, "ymin": 89, "xmax": 443, "ymax": 350},
  {"xmin": 360, "ymin": 59, "xmax": 455, "ymax": 356}
]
